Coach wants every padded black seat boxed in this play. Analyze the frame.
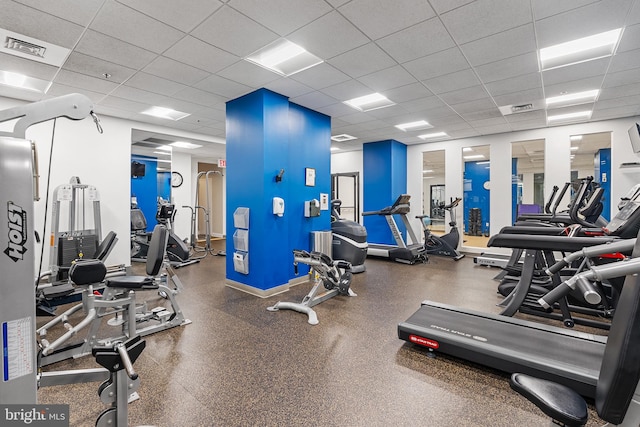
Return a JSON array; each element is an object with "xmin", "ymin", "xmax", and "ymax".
[
  {"xmin": 69, "ymin": 259, "xmax": 107, "ymax": 286},
  {"xmin": 106, "ymin": 224, "xmax": 167, "ymax": 290}
]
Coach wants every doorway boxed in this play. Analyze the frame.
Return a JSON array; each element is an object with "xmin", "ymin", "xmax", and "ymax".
[{"xmin": 331, "ymin": 172, "xmax": 360, "ymax": 222}]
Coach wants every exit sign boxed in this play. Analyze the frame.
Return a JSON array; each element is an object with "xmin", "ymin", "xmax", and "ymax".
[{"xmin": 218, "ymin": 159, "xmax": 226, "ymax": 168}]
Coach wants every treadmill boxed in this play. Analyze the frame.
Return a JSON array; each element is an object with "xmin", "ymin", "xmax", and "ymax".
[
  {"xmin": 399, "ymin": 198, "xmax": 640, "ymax": 398},
  {"xmin": 362, "ymin": 194, "xmax": 427, "ymax": 264}
]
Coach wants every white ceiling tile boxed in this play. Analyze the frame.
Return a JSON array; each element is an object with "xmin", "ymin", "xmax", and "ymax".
[
  {"xmin": 143, "ymin": 56, "xmax": 210, "ymax": 85},
  {"xmin": 475, "ymin": 124, "xmax": 513, "ymax": 134},
  {"xmin": 384, "ymin": 82, "xmax": 433, "ymax": 103},
  {"xmin": 110, "ymin": 85, "xmax": 168, "ymax": 105},
  {"xmin": 0, "ymin": 1, "xmax": 85, "ymax": 48},
  {"xmin": 423, "ymin": 68, "xmax": 480, "ymax": 94},
  {"xmin": 543, "ymin": 76, "xmax": 604, "ymax": 98},
  {"xmin": 228, "ymin": 0, "xmax": 332, "ymax": 35},
  {"xmin": 485, "ymin": 73, "xmax": 542, "ymax": 97},
  {"xmin": 440, "ymin": 0, "xmax": 532, "ymax": 44},
  {"xmin": 115, "ymin": 0, "xmax": 223, "ymax": 32},
  {"xmin": 542, "ymin": 57, "xmax": 608, "ymax": 86},
  {"xmin": 534, "ymin": 0, "xmax": 634, "ymax": 48},
  {"xmin": 14, "ymin": 0, "xmax": 104, "ymax": 25},
  {"xmin": 364, "ymin": 104, "xmax": 409, "ymax": 120},
  {"xmin": 287, "ymin": 11, "xmax": 369, "ymax": 59},
  {"xmin": 599, "ymin": 82, "xmax": 640, "ymax": 100},
  {"xmin": 316, "ymin": 102, "xmax": 358, "ymax": 117},
  {"xmin": 403, "ymin": 47, "xmax": 470, "ymax": 80},
  {"xmin": 289, "ymin": 91, "xmax": 340, "ymax": 109},
  {"xmin": 474, "ymin": 52, "xmax": 539, "ymax": 84},
  {"xmin": 191, "ymin": 6, "xmax": 279, "ymax": 57},
  {"xmin": 340, "ymin": 112, "xmax": 376, "ymax": 124},
  {"xmin": 75, "ymin": 30, "xmax": 157, "ymax": 70},
  {"xmin": 91, "ymin": 104, "xmax": 135, "ymax": 120},
  {"xmin": 46, "ymin": 83, "xmax": 106, "ymax": 103},
  {"xmin": 451, "ymin": 98, "xmax": 498, "ymax": 115},
  {"xmin": 439, "ymin": 85, "xmax": 491, "ymax": 105},
  {"xmin": 504, "ymin": 110, "xmax": 546, "ymax": 123},
  {"xmin": 609, "ymin": 48, "xmax": 640, "ymax": 73},
  {"xmin": 402, "ymin": 96, "xmax": 450, "ymax": 112},
  {"xmin": 54, "ymin": 69, "xmax": 119, "ymax": 94},
  {"xmin": 172, "ymin": 87, "xmax": 228, "ymax": 107},
  {"xmin": 98, "ymin": 95, "xmax": 150, "ymax": 112},
  {"xmin": 327, "ymin": 43, "xmax": 397, "ymax": 78},
  {"xmin": 124, "ymin": 72, "xmax": 188, "ymax": 96},
  {"xmin": 194, "ymin": 74, "xmax": 252, "ymax": 98},
  {"xmin": 217, "ymin": 61, "xmax": 281, "ymax": 87},
  {"xmin": 459, "ymin": 108, "xmax": 504, "ymax": 121},
  {"xmin": 461, "ymin": 24, "xmax": 536, "ymax": 67},
  {"xmin": 358, "ymin": 66, "xmax": 418, "ymax": 92},
  {"xmin": 161, "ymin": 99, "xmax": 225, "ymax": 116},
  {"xmin": 492, "ymin": 88, "xmax": 544, "ymax": 106},
  {"xmin": 603, "ymin": 68, "xmax": 640, "ymax": 88},
  {"xmin": 628, "ymin": 0, "xmax": 640, "ymax": 25},
  {"xmin": 63, "ymin": 52, "xmax": 137, "ymax": 83},
  {"xmin": 595, "ymin": 94, "xmax": 640, "ymax": 110},
  {"xmin": 90, "ymin": 1, "xmax": 185, "ymax": 54},
  {"xmin": 376, "ymin": 17, "xmax": 456, "ymax": 63},
  {"xmin": 531, "ymin": 0, "xmax": 599, "ymax": 20},
  {"xmin": 164, "ymin": 36, "xmax": 240, "ymax": 74},
  {"xmin": 321, "ymin": 79, "xmax": 372, "ymax": 101},
  {"xmin": 428, "ymin": 0, "xmax": 475, "ymax": 14},
  {"xmin": 264, "ymin": 78, "xmax": 314, "ymax": 99},
  {"xmin": 289, "ymin": 62, "xmax": 351, "ymax": 90},
  {"xmin": 0, "ymin": 52, "xmax": 59, "ymax": 80},
  {"xmin": 467, "ymin": 117, "xmax": 510, "ymax": 128},
  {"xmin": 338, "ymin": 0, "xmax": 435, "ymax": 40},
  {"xmin": 509, "ymin": 119, "xmax": 548, "ymax": 131},
  {"xmin": 618, "ymin": 24, "xmax": 640, "ymax": 53},
  {"xmin": 591, "ymin": 105, "xmax": 640, "ymax": 120}
]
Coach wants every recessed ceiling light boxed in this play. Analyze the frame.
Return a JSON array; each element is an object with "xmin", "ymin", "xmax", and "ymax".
[
  {"xmin": 423, "ymin": 176, "xmax": 434, "ymax": 179},
  {"xmin": 0, "ymin": 70, "xmax": 51, "ymax": 92},
  {"xmin": 156, "ymin": 145, "xmax": 172, "ymax": 151},
  {"xmin": 547, "ymin": 110, "xmax": 592, "ymax": 123},
  {"xmin": 464, "ymin": 154, "xmax": 485, "ymax": 160},
  {"xmin": 330, "ymin": 147, "xmax": 340, "ymax": 151},
  {"xmin": 246, "ymin": 39, "xmax": 323, "ymax": 76},
  {"xmin": 539, "ymin": 28, "xmax": 622, "ymax": 70},
  {"xmin": 141, "ymin": 106, "xmax": 190, "ymax": 121},
  {"xmin": 422, "ymin": 169, "xmax": 433, "ymax": 173},
  {"xmin": 395, "ymin": 120, "xmax": 432, "ymax": 131},
  {"xmin": 153, "ymin": 151, "xmax": 172, "ymax": 155},
  {"xmin": 156, "ymin": 159, "xmax": 171, "ymax": 163},
  {"xmin": 331, "ymin": 134, "xmax": 357, "ymax": 142},
  {"xmin": 343, "ymin": 93, "xmax": 395, "ymax": 112},
  {"xmin": 418, "ymin": 132, "xmax": 448, "ymax": 140},
  {"xmin": 570, "ymin": 135, "xmax": 583, "ymax": 141},
  {"xmin": 463, "ymin": 147, "xmax": 473, "ymax": 152},
  {"xmin": 571, "ymin": 146, "xmax": 579, "ymax": 151},
  {"xmin": 170, "ymin": 141, "xmax": 202, "ymax": 149},
  {"xmin": 546, "ymin": 89, "xmax": 599, "ymax": 107}
]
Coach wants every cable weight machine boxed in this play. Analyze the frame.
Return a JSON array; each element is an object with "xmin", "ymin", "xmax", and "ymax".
[{"xmin": 183, "ymin": 170, "xmax": 225, "ymax": 258}]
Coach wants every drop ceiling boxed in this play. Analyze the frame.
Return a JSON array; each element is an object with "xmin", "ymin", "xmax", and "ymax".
[{"xmin": 1, "ymin": 0, "xmax": 639, "ymax": 157}]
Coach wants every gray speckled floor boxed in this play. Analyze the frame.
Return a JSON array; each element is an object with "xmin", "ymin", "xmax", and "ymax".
[{"xmin": 37, "ymin": 244, "xmax": 606, "ymax": 426}]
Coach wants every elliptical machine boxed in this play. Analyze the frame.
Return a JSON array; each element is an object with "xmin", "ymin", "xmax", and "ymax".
[
  {"xmin": 417, "ymin": 197, "xmax": 464, "ymax": 261},
  {"xmin": 331, "ymin": 199, "xmax": 368, "ymax": 273}
]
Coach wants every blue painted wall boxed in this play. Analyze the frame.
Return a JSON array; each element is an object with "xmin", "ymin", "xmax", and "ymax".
[
  {"xmin": 225, "ymin": 89, "xmax": 331, "ymax": 291},
  {"xmin": 157, "ymin": 171, "xmax": 171, "ymax": 203},
  {"xmin": 594, "ymin": 148, "xmax": 611, "ymax": 221},
  {"xmin": 363, "ymin": 140, "xmax": 407, "ymax": 245},
  {"xmin": 512, "ymin": 158, "xmax": 518, "ymax": 224},
  {"xmin": 463, "ymin": 161, "xmax": 490, "ymax": 235},
  {"xmin": 131, "ymin": 156, "xmax": 158, "ymax": 232}
]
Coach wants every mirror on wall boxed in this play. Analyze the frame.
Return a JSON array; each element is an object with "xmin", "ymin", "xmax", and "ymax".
[
  {"xmin": 511, "ymin": 139, "xmax": 545, "ymax": 223},
  {"xmin": 462, "ymin": 145, "xmax": 490, "ymax": 248},
  {"xmin": 422, "ymin": 150, "xmax": 445, "ymax": 233},
  {"xmin": 570, "ymin": 131, "xmax": 612, "ymax": 221}
]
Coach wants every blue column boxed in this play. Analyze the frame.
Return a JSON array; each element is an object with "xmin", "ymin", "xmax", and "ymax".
[
  {"xmin": 225, "ymin": 89, "xmax": 331, "ymax": 292},
  {"xmin": 363, "ymin": 140, "xmax": 407, "ymax": 245},
  {"xmin": 594, "ymin": 148, "xmax": 611, "ymax": 221}
]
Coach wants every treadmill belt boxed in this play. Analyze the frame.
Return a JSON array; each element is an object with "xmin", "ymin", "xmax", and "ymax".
[{"xmin": 398, "ymin": 301, "xmax": 606, "ymax": 398}]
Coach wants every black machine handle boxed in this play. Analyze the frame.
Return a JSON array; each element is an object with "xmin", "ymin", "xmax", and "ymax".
[
  {"xmin": 551, "ymin": 182, "xmax": 571, "ymax": 215},
  {"xmin": 545, "ymin": 185, "xmax": 559, "ymax": 214},
  {"xmin": 546, "ymin": 259, "xmax": 569, "ymax": 276},
  {"xmin": 539, "ymin": 275, "xmax": 602, "ymax": 309}
]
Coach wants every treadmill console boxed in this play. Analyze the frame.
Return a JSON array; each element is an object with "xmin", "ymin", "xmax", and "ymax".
[{"xmin": 604, "ymin": 199, "xmax": 640, "ymax": 237}]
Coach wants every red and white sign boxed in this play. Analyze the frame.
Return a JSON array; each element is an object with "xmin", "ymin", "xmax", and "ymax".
[
  {"xmin": 218, "ymin": 159, "xmax": 226, "ymax": 168},
  {"xmin": 409, "ymin": 335, "xmax": 439, "ymax": 349}
]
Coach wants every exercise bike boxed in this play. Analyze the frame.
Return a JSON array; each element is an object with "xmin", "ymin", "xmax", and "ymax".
[{"xmin": 417, "ymin": 197, "xmax": 465, "ymax": 261}]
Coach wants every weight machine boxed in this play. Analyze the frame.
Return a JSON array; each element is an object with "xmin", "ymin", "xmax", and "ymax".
[{"xmin": 183, "ymin": 170, "xmax": 225, "ymax": 258}]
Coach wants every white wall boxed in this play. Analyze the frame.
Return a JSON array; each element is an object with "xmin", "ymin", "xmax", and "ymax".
[
  {"xmin": 335, "ymin": 115, "xmax": 640, "ymax": 250},
  {"xmin": 0, "ymin": 95, "xmax": 224, "ymax": 272}
]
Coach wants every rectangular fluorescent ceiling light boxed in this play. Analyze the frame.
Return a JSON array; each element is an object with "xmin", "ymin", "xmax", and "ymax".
[
  {"xmin": 463, "ymin": 147, "xmax": 473, "ymax": 152},
  {"xmin": 547, "ymin": 110, "xmax": 592, "ymax": 123},
  {"xmin": 141, "ymin": 106, "xmax": 190, "ymax": 121},
  {"xmin": 330, "ymin": 147, "xmax": 340, "ymax": 151},
  {"xmin": 246, "ymin": 39, "xmax": 323, "ymax": 76},
  {"xmin": 156, "ymin": 159, "xmax": 171, "ymax": 163},
  {"xmin": 0, "ymin": 70, "xmax": 51, "ymax": 92},
  {"xmin": 422, "ymin": 169, "xmax": 433, "ymax": 173},
  {"xmin": 539, "ymin": 28, "xmax": 622, "ymax": 70},
  {"xmin": 570, "ymin": 135, "xmax": 583, "ymax": 141},
  {"xmin": 546, "ymin": 90, "xmax": 599, "ymax": 107},
  {"xmin": 331, "ymin": 134, "xmax": 357, "ymax": 142},
  {"xmin": 170, "ymin": 141, "xmax": 202, "ymax": 149},
  {"xmin": 153, "ymin": 151, "xmax": 172, "ymax": 155},
  {"xmin": 344, "ymin": 93, "xmax": 395, "ymax": 112},
  {"xmin": 464, "ymin": 154, "xmax": 485, "ymax": 160},
  {"xmin": 395, "ymin": 120, "xmax": 432, "ymax": 131},
  {"xmin": 418, "ymin": 132, "xmax": 448, "ymax": 140},
  {"xmin": 571, "ymin": 146, "xmax": 579, "ymax": 151},
  {"xmin": 156, "ymin": 145, "xmax": 172, "ymax": 151}
]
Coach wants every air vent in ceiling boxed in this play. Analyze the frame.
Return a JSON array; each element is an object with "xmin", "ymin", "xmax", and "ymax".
[
  {"xmin": 511, "ymin": 103, "xmax": 533, "ymax": 113},
  {"xmin": 498, "ymin": 100, "xmax": 544, "ymax": 116},
  {"xmin": 0, "ymin": 28, "xmax": 70, "ymax": 66}
]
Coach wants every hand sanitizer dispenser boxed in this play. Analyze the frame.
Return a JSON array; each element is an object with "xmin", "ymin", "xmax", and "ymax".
[{"xmin": 273, "ymin": 197, "xmax": 285, "ymax": 217}]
